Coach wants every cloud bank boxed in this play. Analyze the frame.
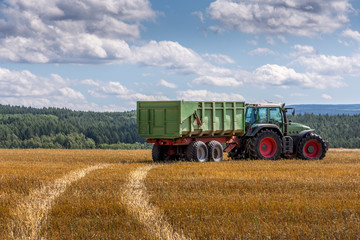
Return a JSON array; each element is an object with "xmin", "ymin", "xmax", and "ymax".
[
  {"xmin": 0, "ymin": 0, "xmax": 155, "ymax": 63},
  {"xmin": 207, "ymin": 0, "xmax": 352, "ymax": 36}
]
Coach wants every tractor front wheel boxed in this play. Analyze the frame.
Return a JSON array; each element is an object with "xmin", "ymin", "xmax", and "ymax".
[{"xmin": 297, "ymin": 133, "xmax": 326, "ymax": 160}]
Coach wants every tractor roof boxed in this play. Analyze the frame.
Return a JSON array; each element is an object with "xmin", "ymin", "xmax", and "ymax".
[{"xmin": 246, "ymin": 103, "xmax": 285, "ymax": 108}]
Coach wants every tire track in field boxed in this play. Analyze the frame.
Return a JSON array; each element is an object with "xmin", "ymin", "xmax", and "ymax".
[
  {"xmin": 8, "ymin": 163, "xmax": 111, "ymax": 240},
  {"xmin": 122, "ymin": 165, "xmax": 189, "ymax": 240}
]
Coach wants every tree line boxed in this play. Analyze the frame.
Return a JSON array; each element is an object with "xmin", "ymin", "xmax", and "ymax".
[
  {"xmin": 0, "ymin": 104, "xmax": 359, "ymax": 149},
  {"xmin": 0, "ymin": 105, "xmax": 147, "ymax": 149},
  {"xmin": 289, "ymin": 113, "xmax": 360, "ymax": 148}
]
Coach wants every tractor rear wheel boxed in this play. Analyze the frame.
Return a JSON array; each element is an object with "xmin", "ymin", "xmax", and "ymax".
[
  {"xmin": 248, "ymin": 130, "xmax": 282, "ymax": 160},
  {"xmin": 186, "ymin": 141, "xmax": 208, "ymax": 162},
  {"xmin": 297, "ymin": 133, "xmax": 326, "ymax": 160},
  {"xmin": 206, "ymin": 140, "xmax": 223, "ymax": 162}
]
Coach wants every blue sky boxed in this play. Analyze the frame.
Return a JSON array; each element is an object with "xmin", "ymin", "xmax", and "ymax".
[{"xmin": 0, "ymin": 0, "xmax": 360, "ymax": 111}]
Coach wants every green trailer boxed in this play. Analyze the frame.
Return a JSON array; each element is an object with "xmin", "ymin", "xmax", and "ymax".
[
  {"xmin": 137, "ymin": 101, "xmax": 245, "ymax": 139},
  {"xmin": 137, "ymin": 101, "xmax": 328, "ymax": 162}
]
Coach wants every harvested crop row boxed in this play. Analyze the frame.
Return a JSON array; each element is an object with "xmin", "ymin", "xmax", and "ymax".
[
  {"xmin": 43, "ymin": 163, "xmax": 154, "ymax": 239},
  {"xmin": 7, "ymin": 164, "xmax": 111, "ymax": 240},
  {"xmin": 122, "ymin": 165, "xmax": 189, "ymax": 240}
]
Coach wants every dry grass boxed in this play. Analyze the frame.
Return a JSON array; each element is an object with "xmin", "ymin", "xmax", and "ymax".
[
  {"xmin": 43, "ymin": 163, "xmax": 153, "ymax": 240},
  {"xmin": 0, "ymin": 149, "xmax": 359, "ymax": 239},
  {"xmin": 147, "ymin": 150, "xmax": 360, "ymax": 239},
  {"xmin": 146, "ymin": 149, "xmax": 360, "ymax": 239},
  {"xmin": 0, "ymin": 149, "xmax": 151, "ymax": 239},
  {"xmin": 8, "ymin": 164, "xmax": 111, "ymax": 240}
]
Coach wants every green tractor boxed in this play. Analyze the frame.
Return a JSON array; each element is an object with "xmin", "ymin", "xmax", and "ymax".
[{"xmin": 228, "ymin": 103, "xmax": 328, "ymax": 160}]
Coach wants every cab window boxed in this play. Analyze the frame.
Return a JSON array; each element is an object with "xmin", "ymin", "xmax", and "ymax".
[
  {"xmin": 269, "ymin": 108, "xmax": 282, "ymax": 123},
  {"xmin": 257, "ymin": 108, "xmax": 268, "ymax": 123},
  {"xmin": 245, "ymin": 107, "xmax": 268, "ymax": 124},
  {"xmin": 245, "ymin": 107, "xmax": 256, "ymax": 124}
]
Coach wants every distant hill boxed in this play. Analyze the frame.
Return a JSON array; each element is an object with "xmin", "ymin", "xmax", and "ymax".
[{"xmin": 288, "ymin": 104, "xmax": 360, "ymax": 115}]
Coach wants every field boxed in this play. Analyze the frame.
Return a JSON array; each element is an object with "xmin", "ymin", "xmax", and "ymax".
[{"xmin": 0, "ymin": 149, "xmax": 359, "ymax": 239}]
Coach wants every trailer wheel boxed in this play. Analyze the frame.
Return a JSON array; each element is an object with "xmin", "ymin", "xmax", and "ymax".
[
  {"xmin": 207, "ymin": 141, "xmax": 223, "ymax": 162},
  {"xmin": 152, "ymin": 145, "xmax": 165, "ymax": 162},
  {"xmin": 186, "ymin": 141, "xmax": 208, "ymax": 162},
  {"xmin": 297, "ymin": 133, "xmax": 326, "ymax": 160},
  {"xmin": 248, "ymin": 129, "xmax": 281, "ymax": 160}
]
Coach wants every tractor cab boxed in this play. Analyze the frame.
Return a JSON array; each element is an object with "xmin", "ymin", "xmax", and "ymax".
[{"xmin": 245, "ymin": 103, "xmax": 310, "ymax": 136}]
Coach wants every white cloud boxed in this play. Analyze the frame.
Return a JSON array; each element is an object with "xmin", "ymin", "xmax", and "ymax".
[
  {"xmin": 130, "ymin": 41, "xmax": 204, "ymax": 72},
  {"xmin": 274, "ymin": 94, "xmax": 284, "ymax": 99},
  {"xmin": 159, "ymin": 79, "xmax": 177, "ymax": 89},
  {"xmin": 208, "ymin": 25, "xmax": 225, "ymax": 34},
  {"xmin": 58, "ymin": 87, "xmax": 86, "ymax": 100},
  {"xmin": 0, "ymin": 0, "xmax": 155, "ymax": 63},
  {"xmin": 193, "ymin": 76, "xmax": 242, "ymax": 87},
  {"xmin": 126, "ymin": 93, "xmax": 169, "ymax": 101},
  {"xmin": 0, "ymin": 1, "xmax": 243, "ymax": 89},
  {"xmin": 130, "ymin": 41, "xmax": 235, "ymax": 83},
  {"xmin": 81, "ymin": 79, "xmax": 100, "ymax": 87},
  {"xmin": 207, "ymin": 0, "xmax": 352, "ymax": 37},
  {"xmin": 0, "ymin": 67, "xmax": 170, "ymax": 111},
  {"xmin": 342, "ymin": 29, "xmax": 360, "ymax": 43},
  {"xmin": 177, "ymin": 90, "xmax": 245, "ymax": 101},
  {"xmin": 294, "ymin": 54, "xmax": 360, "ymax": 76},
  {"xmin": 88, "ymin": 81, "xmax": 132, "ymax": 98},
  {"xmin": 88, "ymin": 80, "xmax": 169, "ymax": 101},
  {"xmin": 266, "ymin": 36, "xmax": 276, "ymax": 45},
  {"xmin": 203, "ymin": 53, "xmax": 235, "ymax": 64},
  {"xmin": 249, "ymin": 48, "xmax": 276, "ymax": 56},
  {"xmin": 322, "ymin": 94, "xmax": 332, "ymax": 100},
  {"xmin": 0, "ymin": 67, "xmax": 87, "ymax": 108},
  {"xmin": 252, "ymin": 64, "xmax": 345, "ymax": 89},
  {"xmin": 291, "ymin": 45, "xmax": 317, "ymax": 57}
]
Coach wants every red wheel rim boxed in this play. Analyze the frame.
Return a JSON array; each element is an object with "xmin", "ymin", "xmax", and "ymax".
[
  {"xmin": 304, "ymin": 140, "xmax": 321, "ymax": 159},
  {"xmin": 259, "ymin": 137, "xmax": 277, "ymax": 158}
]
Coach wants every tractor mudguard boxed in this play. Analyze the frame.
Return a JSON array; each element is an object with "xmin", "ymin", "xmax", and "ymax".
[
  {"xmin": 246, "ymin": 124, "xmax": 284, "ymax": 138},
  {"xmin": 297, "ymin": 129, "xmax": 314, "ymax": 139},
  {"xmin": 292, "ymin": 129, "xmax": 315, "ymax": 147}
]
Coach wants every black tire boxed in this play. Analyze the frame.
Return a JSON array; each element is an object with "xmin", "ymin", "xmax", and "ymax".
[
  {"xmin": 186, "ymin": 141, "xmax": 208, "ymax": 162},
  {"xmin": 247, "ymin": 129, "xmax": 282, "ymax": 160},
  {"xmin": 152, "ymin": 145, "xmax": 165, "ymax": 162},
  {"xmin": 297, "ymin": 133, "xmax": 326, "ymax": 160},
  {"xmin": 206, "ymin": 140, "xmax": 223, "ymax": 162}
]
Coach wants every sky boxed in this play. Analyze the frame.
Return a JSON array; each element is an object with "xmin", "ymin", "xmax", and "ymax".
[{"xmin": 0, "ymin": 0, "xmax": 360, "ymax": 112}]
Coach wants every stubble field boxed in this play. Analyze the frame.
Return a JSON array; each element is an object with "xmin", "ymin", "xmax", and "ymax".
[{"xmin": 0, "ymin": 149, "xmax": 359, "ymax": 239}]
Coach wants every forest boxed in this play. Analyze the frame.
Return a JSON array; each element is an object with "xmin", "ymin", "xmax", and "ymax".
[
  {"xmin": 0, "ymin": 104, "xmax": 148, "ymax": 149},
  {"xmin": 289, "ymin": 113, "xmax": 360, "ymax": 148},
  {"xmin": 0, "ymin": 104, "xmax": 359, "ymax": 149}
]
